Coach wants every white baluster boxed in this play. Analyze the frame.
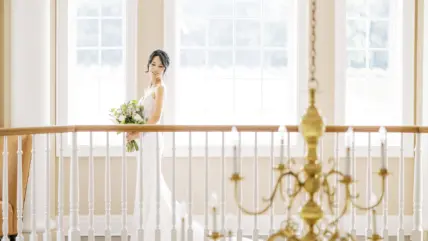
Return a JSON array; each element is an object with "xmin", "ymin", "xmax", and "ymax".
[
  {"xmin": 88, "ymin": 133, "xmax": 94, "ymax": 241},
  {"xmin": 351, "ymin": 131, "xmax": 356, "ymax": 237},
  {"xmin": 287, "ymin": 132, "xmax": 292, "ymax": 220},
  {"xmin": 68, "ymin": 132, "xmax": 80, "ymax": 241},
  {"xmin": 16, "ymin": 136, "xmax": 24, "ymax": 241},
  {"xmin": 137, "ymin": 134, "xmax": 144, "ymax": 241},
  {"xmin": 221, "ymin": 132, "xmax": 226, "ymax": 238},
  {"xmin": 204, "ymin": 132, "xmax": 209, "ymax": 241},
  {"xmin": 269, "ymin": 132, "xmax": 274, "ymax": 235},
  {"xmin": 57, "ymin": 134, "xmax": 65, "ymax": 241},
  {"xmin": 44, "ymin": 134, "xmax": 51, "ymax": 241},
  {"xmin": 253, "ymin": 133, "xmax": 259, "ymax": 241},
  {"xmin": 334, "ymin": 133, "xmax": 339, "ymax": 225},
  {"xmin": 30, "ymin": 135, "xmax": 37, "ymax": 241},
  {"xmin": 236, "ymin": 132, "xmax": 242, "ymax": 241},
  {"xmin": 172, "ymin": 132, "xmax": 177, "ymax": 241},
  {"xmin": 156, "ymin": 133, "xmax": 161, "ymax": 241},
  {"xmin": 412, "ymin": 133, "xmax": 423, "ymax": 241},
  {"xmin": 382, "ymin": 133, "xmax": 388, "ymax": 241},
  {"xmin": 188, "ymin": 132, "xmax": 193, "ymax": 241},
  {"xmin": 105, "ymin": 132, "xmax": 112, "ymax": 241},
  {"xmin": 2, "ymin": 136, "xmax": 9, "ymax": 241},
  {"xmin": 397, "ymin": 133, "xmax": 404, "ymax": 241},
  {"xmin": 366, "ymin": 133, "xmax": 372, "ymax": 238},
  {"xmin": 121, "ymin": 133, "xmax": 128, "ymax": 241}
]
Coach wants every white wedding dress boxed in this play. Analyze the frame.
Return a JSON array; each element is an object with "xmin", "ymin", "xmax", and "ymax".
[{"xmin": 130, "ymin": 85, "xmax": 258, "ymax": 241}]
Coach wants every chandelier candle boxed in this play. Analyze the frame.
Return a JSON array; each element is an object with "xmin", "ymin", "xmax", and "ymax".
[
  {"xmin": 212, "ymin": 207, "xmax": 217, "ymax": 232},
  {"xmin": 279, "ymin": 126, "xmax": 285, "ymax": 164},
  {"xmin": 379, "ymin": 127, "xmax": 387, "ymax": 169},
  {"xmin": 181, "ymin": 218, "xmax": 185, "ymax": 241},
  {"xmin": 345, "ymin": 128, "xmax": 353, "ymax": 176},
  {"xmin": 231, "ymin": 126, "xmax": 239, "ymax": 173}
]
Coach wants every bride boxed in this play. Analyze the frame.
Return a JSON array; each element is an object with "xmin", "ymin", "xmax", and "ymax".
[{"xmin": 126, "ymin": 50, "xmax": 258, "ymax": 241}]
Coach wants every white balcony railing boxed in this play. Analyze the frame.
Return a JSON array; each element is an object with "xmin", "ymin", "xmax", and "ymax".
[{"xmin": 0, "ymin": 125, "xmax": 425, "ymax": 241}]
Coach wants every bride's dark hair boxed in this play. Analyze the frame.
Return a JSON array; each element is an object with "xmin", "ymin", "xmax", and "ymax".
[{"xmin": 146, "ymin": 49, "xmax": 170, "ymax": 75}]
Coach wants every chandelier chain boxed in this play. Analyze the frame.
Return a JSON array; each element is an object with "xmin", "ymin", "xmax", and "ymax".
[{"xmin": 310, "ymin": 0, "xmax": 317, "ymax": 83}]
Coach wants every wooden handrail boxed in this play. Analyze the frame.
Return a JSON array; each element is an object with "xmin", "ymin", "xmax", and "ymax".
[{"xmin": 0, "ymin": 125, "xmax": 425, "ymax": 136}]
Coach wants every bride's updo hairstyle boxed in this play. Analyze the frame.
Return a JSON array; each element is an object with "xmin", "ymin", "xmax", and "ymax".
[{"xmin": 146, "ymin": 49, "xmax": 170, "ymax": 75}]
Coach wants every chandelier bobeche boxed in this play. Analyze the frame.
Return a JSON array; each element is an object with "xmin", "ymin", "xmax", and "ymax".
[{"xmin": 206, "ymin": 0, "xmax": 389, "ymax": 240}]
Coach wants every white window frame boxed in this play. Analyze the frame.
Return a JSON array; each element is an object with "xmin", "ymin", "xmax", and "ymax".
[
  {"xmin": 334, "ymin": 0, "xmax": 415, "ymax": 157},
  {"xmin": 56, "ymin": 0, "xmax": 138, "ymax": 157},
  {"xmin": 162, "ymin": 0, "xmax": 310, "ymax": 158}
]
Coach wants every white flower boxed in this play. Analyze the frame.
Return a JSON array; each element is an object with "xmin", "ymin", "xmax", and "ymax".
[
  {"xmin": 134, "ymin": 114, "xmax": 143, "ymax": 122},
  {"xmin": 119, "ymin": 115, "xmax": 125, "ymax": 122}
]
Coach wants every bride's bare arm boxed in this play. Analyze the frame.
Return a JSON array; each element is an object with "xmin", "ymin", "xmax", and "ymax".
[{"xmin": 146, "ymin": 85, "xmax": 165, "ymax": 124}]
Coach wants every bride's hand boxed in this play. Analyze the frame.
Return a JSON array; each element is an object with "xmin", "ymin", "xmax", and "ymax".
[{"xmin": 126, "ymin": 132, "xmax": 139, "ymax": 142}]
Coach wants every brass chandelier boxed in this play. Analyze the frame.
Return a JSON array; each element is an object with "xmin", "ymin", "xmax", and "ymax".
[{"xmin": 213, "ymin": 0, "xmax": 389, "ymax": 240}]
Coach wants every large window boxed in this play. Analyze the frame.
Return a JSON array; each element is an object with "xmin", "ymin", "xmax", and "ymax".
[
  {"xmin": 335, "ymin": 0, "xmax": 414, "ymax": 150},
  {"xmin": 164, "ymin": 0, "xmax": 308, "ymax": 152},
  {"xmin": 57, "ymin": 0, "xmax": 136, "ymax": 150}
]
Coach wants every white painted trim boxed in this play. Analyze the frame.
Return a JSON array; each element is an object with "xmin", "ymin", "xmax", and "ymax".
[{"xmin": 60, "ymin": 215, "xmax": 414, "ymax": 236}]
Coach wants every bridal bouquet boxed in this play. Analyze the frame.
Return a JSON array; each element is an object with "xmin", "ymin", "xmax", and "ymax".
[{"xmin": 109, "ymin": 100, "xmax": 147, "ymax": 152}]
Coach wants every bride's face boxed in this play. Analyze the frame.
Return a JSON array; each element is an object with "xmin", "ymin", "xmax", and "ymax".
[{"xmin": 149, "ymin": 56, "xmax": 165, "ymax": 79}]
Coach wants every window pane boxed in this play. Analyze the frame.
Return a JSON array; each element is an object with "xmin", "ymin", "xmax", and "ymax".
[
  {"xmin": 101, "ymin": 0, "xmax": 122, "ymax": 16},
  {"xmin": 207, "ymin": 50, "xmax": 233, "ymax": 78},
  {"xmin": 76, "ymin": 0, "xmax": 99, "ymax": 16},
  {"xmin": 203, "ymin": 79, "xmax": 234, "ymax": 124},
  {"xmin": 369, "ymin": 0, "xmax": 390, "ymax": 18},
  {"xmin": 235, "ymin": 0, "xmax": 260, "ymax": 18},
  {"xmin": 77, "ymin": 50, "xmax": 99, "ymax": 66},
  {"xmin": 235, "ymin": 79, "xmax": 262, "ymax": 119},
  {"xmin": 264, "ymin": 21, "xmax": 288, "ymax": 47},
  {"xmin": 369, "ymin": 50, "xmax": 389, "ymax": 70},
  {"xmin": 180, "ymin": 49, "xmax": 206, "ymax": 68},
  {"xmin": 235, "ymin": 50, "xmax": 261, "ymax": 78},
  {"xmin": 101, "ymin": 49, "xmax": 123, "ymax": 67},
  {"xmin": 346, "ymin": 0, "xmax": 366, "ymax": 18},
  {"xmin": 347, "ymin": 50, "xmax": 366, "ymax": 70},
  {"xmin": 347, "ymin": 20, "xmax": 366, "ymax": 48},
  {"xmin": 369, "ymin": 20, "xmax": 389, "ymax": 48},
  {"xmin": 236, "ymin": 20, "xmax": 260, "ymax": 47},
  {"xmin": 77, "ymin": 19, "xmax": 98, "ymax": 47},
  {"xmin": 181, "ymin": 18, "xmax": 206, "ymax": 47},
  {"xmin": 101, "ymin": 19, "xmax": 122, "ymax": 46},
  {"xmin": 180, "ymin": 0, "xmax": 207, "ymax": 17},
  {"xmin": 263, "ymin": 51, "xmax": 288, "ymax": 78},
  {"xmin": 208, "ymin": 0, "xmax": 233, "ymax": 17},
  {"xmin": 208, "ymin": 19, "xmax": 233, "ymax": 47},
  {"xmin": 262, "ymin": 79, "xmax": 297, "ymax": 124},
  {"xmin": 263, "ymin": 0, "xmax": 291, "ymax": 21}
]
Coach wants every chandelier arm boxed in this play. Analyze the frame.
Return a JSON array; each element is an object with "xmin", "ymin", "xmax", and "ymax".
[
  {"xmin": 234, "ymin": 171, "xmax": 301, "ymax": 215},
  {"xmin": 263, "ymin": 171, "xmax": 301, "ymax": 202},
  {"xmin": 279, "ymin": 181, "xmax": 288, "ymax": 202},
  {"xmin": 349, "ymin": 172, "xmax": 386, "ymax": 210},
  {"xmin": 326, "ymin": 186, "xmax": 351, "ymax": 227},
  {"xmin": 323, "ymin": 169, "xmax": 349, "ymax": 214},
  {"xmin": 322, "ymin": 177, "xmax": 337, "ymax": 215}
]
